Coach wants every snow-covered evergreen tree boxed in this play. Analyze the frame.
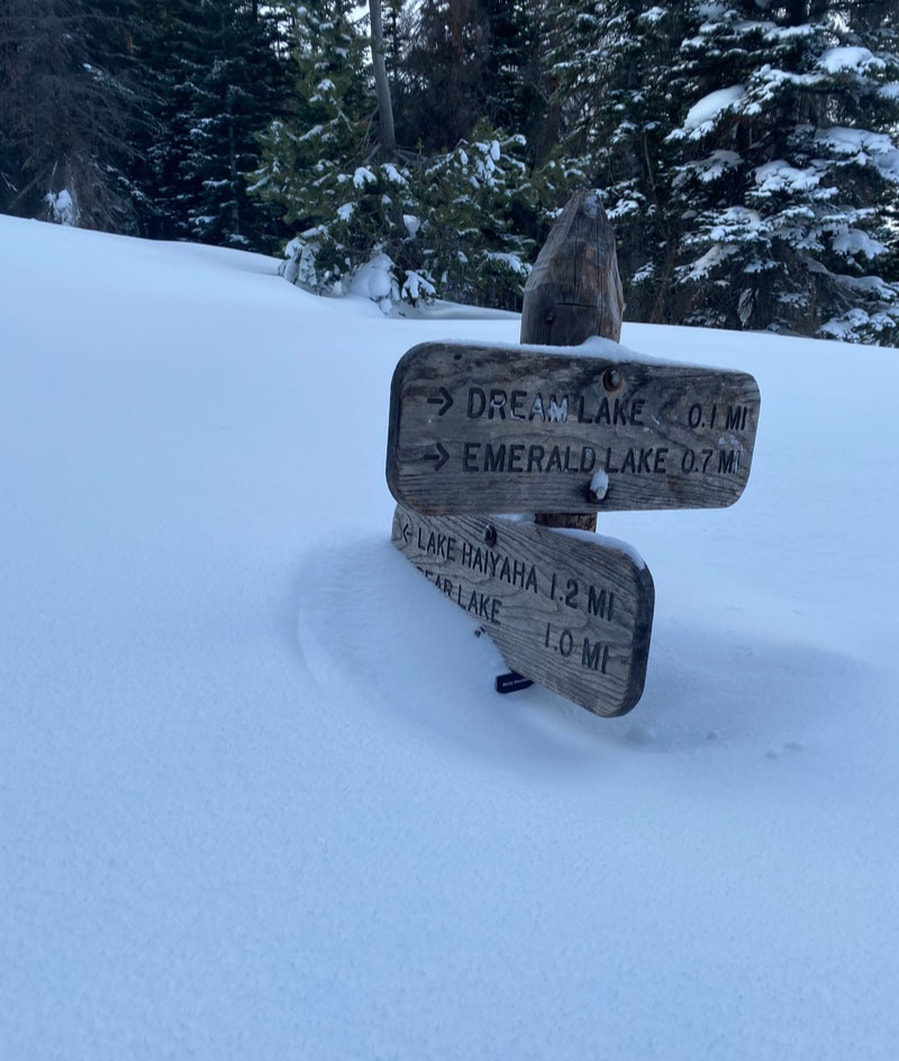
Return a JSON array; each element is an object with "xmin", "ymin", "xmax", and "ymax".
[
  {"xmin": 252, "ymin": 0, "xmax": 563, "ymax": 309},
  {"xmin": 667, "ymin": 0, "xmax": 899, "ymax": 342},
  {"xmin": 548, "ymin": 0, "xmax": 691, "ymax": 322},
  {"xmin": 0, "ymin": 0, "xmax": 143, "ymax": 230},
  {"xmin": 550, "ymin": 0, "xmax": 899, "ymax": 343},
  {"xmin": 250, "ymin": 0, "xmax": 387, "ymax": 293},
  {"xmin": 395, "ymin": 0, "xmax": 554, "ymax": 161},
  {"xmin": 410, "ymin": 124, "xmax": 552, "ymax": 308},
  {"xmin": 131, "ymin": 0, "xmax": 288, "ymax": 250}
]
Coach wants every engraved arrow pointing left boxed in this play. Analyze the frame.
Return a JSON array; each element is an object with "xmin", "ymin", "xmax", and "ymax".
[
  {"xmin": 427, "ymin": 388, "xmax": 454, "ymax": 416},
  {"xmin": 423, "ymin": 443, "xmax": 449, "ymax": 471}
]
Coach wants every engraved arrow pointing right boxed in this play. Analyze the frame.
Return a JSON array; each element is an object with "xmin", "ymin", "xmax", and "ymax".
[
  {"xmin": 423, "ymin": 442, "xmax": 449, "ymax": 471},
  {"xmin": 427, "ymin": 387, "xmax": 454, "ymax": 416}
]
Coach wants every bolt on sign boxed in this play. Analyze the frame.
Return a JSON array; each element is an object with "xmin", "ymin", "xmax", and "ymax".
[
  {"xmin": 392, "ymin": 503, "xmax": 654, "ymax": 717},
  {"xmin": 386, "ymin": 340, "xmax": 761, "ymax": 516}
]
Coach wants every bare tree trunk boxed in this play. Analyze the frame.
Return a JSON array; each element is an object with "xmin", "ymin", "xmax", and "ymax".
[{"xmin": 369, "ymin": 0, "xmax": 396, "ymax": 158}]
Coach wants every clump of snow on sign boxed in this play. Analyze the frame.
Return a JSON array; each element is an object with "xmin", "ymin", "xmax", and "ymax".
[{"xmin": 589, "ymin": 469, "xmax": 609, "ymax": 501}]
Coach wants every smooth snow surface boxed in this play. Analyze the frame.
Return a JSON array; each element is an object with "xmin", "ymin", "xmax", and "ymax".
[{"xmin": 2, "ymin": 216, "xmax": 899, "ymax": 1060}]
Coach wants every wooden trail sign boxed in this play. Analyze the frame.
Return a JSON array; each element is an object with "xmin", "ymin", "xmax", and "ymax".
[
  {"xmin": 520, "ymin": 189, "xmax": 624, "ymax": 533},
  {"xmin": 392, "ymin": 503, "xmax": 654, "ymax": 717},
  {"xmin": 386, "ymin": 340, "xmax": 761, "ymax": 516}
]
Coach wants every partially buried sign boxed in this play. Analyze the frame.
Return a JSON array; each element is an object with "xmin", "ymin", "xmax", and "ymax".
[
  {"xmin": 387, "ymin": 340, "xmax": 760, "ymax": 515},
  {"xmin": 392, "ymin": 503, "xmax": 654, "ymax": 717}
]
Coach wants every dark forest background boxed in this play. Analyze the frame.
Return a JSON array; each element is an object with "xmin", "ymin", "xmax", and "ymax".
[{"xmin": 3, "ymin": 0, "xmax": 899, "ymax": 341}]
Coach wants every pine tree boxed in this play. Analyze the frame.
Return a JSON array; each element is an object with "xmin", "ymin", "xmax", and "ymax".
[
  {"xmin": 0, "ymin": 0, "xmax": 143, "ymax": 230},
  {"xmin": 548, "ymin": 0, "xmax": 692, "ymax": 322},
  {"xmin": 411, "ymin": 123, "xmax": 552, "ymax": 308},
  {"xmin": 394, "ymin": 0, "xmax": 554, "ymax": 159},
  {"xmin": 549, "ymin": 0, "xmax": 899, "ymax": 342},
  {"xmin": 250, "ymin": 0, "xmax": 378, "ymax": 288},
  {"xmin": 130, "ymin": 0, "xmax": 289, "ymax": 250},
  {"xmin": 181, "ymin": 2, "xmax": 289, "ymax": 248},
  {"xmin": 395, "ymin": 0, "xmax": 490, "ymax": 151},
  {"xmin": 664, "ymin": 0, "xmax": 899, "ymax": 342},
  {"xmin": 474, "ymin": 0, "xmax": 554, "ymax": 161},
  {"xmin": 251, "ymin": 0, "xmax": 559, "ymax": 310}
]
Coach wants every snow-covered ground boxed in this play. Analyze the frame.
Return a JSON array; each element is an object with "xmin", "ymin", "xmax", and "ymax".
[{"xmin": 2, "ymin": 215, "xmax": 898, "ymax": 1059}]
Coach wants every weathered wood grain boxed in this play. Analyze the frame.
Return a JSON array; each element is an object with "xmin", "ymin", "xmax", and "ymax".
[
  {"xmin": 520, "ymin": 190, "xmax": 625, "ymax": 348},
  {"xmin": 520, "ymin": 190, "xmax": 624, "ymax": 532},
  {"xmin": 386, "ymin": 341, "xmax": 761, "ymax": 515},
  {"xmin": 392, "ymin": 503, "xmax": 654, "ymax": 716}
]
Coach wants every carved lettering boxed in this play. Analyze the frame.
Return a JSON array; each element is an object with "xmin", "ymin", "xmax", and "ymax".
[
  {"xmin": 725, "ymin": 405, "xmax": 748, "ymax": 431},
  {"xmin": 489, "ymin": 390, "xmax": 507, "ymax": 419},
  {"xmin": 719, "ymin": 449, "xmax": 738, "ymax": 474},
  {"xmin": 467, "ymin": 388, "xmax": 486, "ymax": 418},
  {"xmin": 388, "ymin": 342, "xmax": 760, "ymax": 515},
  {"xmin": 547, "ymin": 396, "xmax": 568, "ymax": 422},
  {"xmin": 582, "ymin": 638, "xmax": 609, "ymax": 673},
  {"xmin": 393, "ymin": 503, "xmax": 655, "ymax": 718},
  {"xmin": 484, "ymin": 443, "xmax": 506, "ymax": 472},
  {"xmin": 587, "ymin": 585, "xmax": 614, "ymax": 621}
]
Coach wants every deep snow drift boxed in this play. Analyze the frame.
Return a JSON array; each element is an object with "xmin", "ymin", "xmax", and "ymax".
[{"xmin": 2, "ymin": 216, "xmax": 898, "ymax": 1060}]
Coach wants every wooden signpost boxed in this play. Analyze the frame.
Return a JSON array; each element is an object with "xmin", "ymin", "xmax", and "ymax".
[
  {"xmin": 392, "ymin": 503, "xmax": 654, "ymax": 716},
  {"xmin": 384, "ymin": 191, "xmax": 760, "ymax": 718},
  {"xmin": 520, "ymin": 189, "xmax": 625, "ymax": 533},
  {"xmin": 387, "ymin": 341, "xmax": 760, "ymax": 516}
]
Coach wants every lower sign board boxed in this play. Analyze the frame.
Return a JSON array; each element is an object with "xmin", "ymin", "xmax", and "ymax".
[
  {"xmin": 392, "ymin": 503, "xmax": 654, "ymax": 717},
  {"xmin": 386, "ymin": 340, "xmax": 760, "ymax": 515}
]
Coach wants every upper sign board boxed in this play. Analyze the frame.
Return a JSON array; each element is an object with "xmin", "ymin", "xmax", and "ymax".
[
  {"xmin": 386, "ymin": 341, "xmax": 761, "ymax": 515},
  {"xmin": 392, "ymin": 503, "xmax": 654, "ymax": 716}
]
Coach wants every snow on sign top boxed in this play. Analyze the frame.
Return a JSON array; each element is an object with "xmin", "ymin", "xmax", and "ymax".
[{"xmin": 386, "ymin": 340, "xmax": 761, "ymax": 516}]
